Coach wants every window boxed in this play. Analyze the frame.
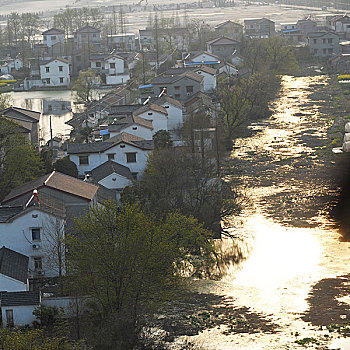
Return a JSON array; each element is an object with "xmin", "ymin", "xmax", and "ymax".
[
  {"xmin": 328, "ymin": 48, "xmax": 333, "ymax": 54},
  {"xmin": 52, "ymin": 35, "xmax": 56, "ymax": 40},
  {"xmin": 186, "ymin": 86, "xmax": 193, "ymax": 93},
  {"xmin": 132, "ymin": 126, "xmax": 137, "ymax": 130},
  {"xmin": 314, "ymin": 49, "xmax": 318, "ymax": 54},
  {"xmin": 96, "ymin": 61, "xmax": 101, "ymax": 67},
  {"xmin": 328, "ymin": 38, "xmax": 333, "ymax": 43},
  {"xmin": 60, "ymin": 77, "xmax": 64, "ymax": 83},
  {"xmin": 6, "ymin": 310, "xmax": 14, "ymax": 328},
  {"xmin": 79, "ymin": 155, "xmax": 89, "ymax": 165},
  {"xmin": 110, "ymin": 63, "xmax": 116, "ymax": 68},
  {"xmin": 48, "ymin": 105, "xmax": 52, "ymax": 111},
  {"xmin": 313, "ymin": 39, "xmax": 317, "ymax": 44},
  {"xmin": 82, "ymin": 34, "xmax": 86, "ymax": 39},
  {"xmin": 108, "ymin": 153, "xmax": 115, "ymax": 160},
  {"xmin": 31, "ymin": 228, "xmax": 41, "ymax": 241},
  {"xmin": 174, "ymin": 86, "xmax": 180, "ymax": 90},
  {"xmin": 126, "ymin": 152, "xmax": 137, "ymax": 163},
  {"xmin": 44, "ymin": 35, "xmax": 47, "ymax": 40},
  {"xmin": 59, "ymin": 65, "xmax": 63, "ymax": 72},
  {"xmin": 93, "ymin": 33, "xmax": 97, "ymax": 38},
  {"xmin": 34, "ymin": 257, "xmax": 42, "ymax": 270},
  {"xmin": 148, "ymin": 112, "xmax": 153, "ymax": 115},
  {"xmin": 46, "ymin": 78, "xmax": 50, "ymax": 84},
  {"xmin": 46, "ymin": 66, "xmax": 50, "ymax": 72},
  {"xmin": 322, "ymin": 38, "xmax": 326, "ymax": 44},
  {"xmin": 323, "ymin": 48, "xmax": 327, "ymax": 54}
]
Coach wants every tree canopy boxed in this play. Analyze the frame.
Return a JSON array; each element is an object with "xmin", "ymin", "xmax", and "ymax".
[{"xmin": 72, "ymin": 69, "xmax": 101, "ymax": 105}]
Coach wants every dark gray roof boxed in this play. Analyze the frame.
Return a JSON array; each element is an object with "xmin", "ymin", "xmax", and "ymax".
[
  {"xmin": 0, "ymin": 206, "xmax": 24, "ymax": 223},
  {"xmin": 152, "ymin": 75, "xmax": 179, "ymax": 84},
  {"xmin": 133, "ymin": 140, "xmax": 154, "ymax": 150},
  {"xmin": 90, "ymin": 160, "xmax": 133, "ymax": 182},
  {"xmin": 67, "ymin": 142, "xmax": 114, "ymax": 154},
  {"xmin": 110, "ymin": 104, "xmax": 143, "ymax": 115},
  {"xmin": 1, "ymin": 106, "xmax": 40, "ymax": 122},
  {"xmin": 42, "ymin": 28, "xmax": 65, "ymax": 35},
  {"xmin": 0, "ymin": 247, "xmax": 29, "ymax": 283},
  {"xmin": 1, "ymin": 291, "xmax": 40, "ymax": 306}
]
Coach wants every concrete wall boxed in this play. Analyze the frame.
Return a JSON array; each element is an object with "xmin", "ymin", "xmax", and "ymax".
[
  {"xmin": 44, "ymin": 34, "xmax": 65, "ymax": 48},
  {"xmin": 161, "ymin": 103, "xmax": 183, "ymax": 131},
  {"xmin": 195, "ymin": 70, "xmax": 216, "ymax": 92},
  {"xmin": 40, "ymin": 59, "xmax": 70, "ymax": 87},
  {"xmin": 1, "ymin": 305, "xmax": 37, "ymax": 327}
]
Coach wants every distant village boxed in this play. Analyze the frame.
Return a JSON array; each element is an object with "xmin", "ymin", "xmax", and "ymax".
[{"xmin": 0, "ymin": 6, "xmax": 350, "ymax": 333}]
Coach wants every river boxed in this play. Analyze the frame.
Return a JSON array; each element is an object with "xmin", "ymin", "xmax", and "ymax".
[
  {"xmin": 179, "ymin": 76, "xmax": 350, "ymax": 349},
  {"xmin": 9, "ymin": 90, "xmax": 74, "ymax": 145}
]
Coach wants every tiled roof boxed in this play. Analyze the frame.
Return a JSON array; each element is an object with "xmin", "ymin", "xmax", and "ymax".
[
  {"xmin": 1, "ymin": 106, "xmax": 40, "ymax": 122},
  {"xmin": 307, "ymin": 31, "xmax": 338, "ymax": 38},
  {"xmin": 40, "ymin": 57, "xmax": 69, "ymax": 66},
  {"xmin": 106, "ymin": 132, "xmax": 154, "ymax": 150},
  {"xmin": 1, "ymin": 291, "xmax": 40, "ymax": 306},
  {"xmin": 90, "ymin": 160, "xmax": 133, "ymax": 182},
  {"xmin": 76, "ymin": 25, "xmax": 100, "ymax": 33},
  {"xmin": 134, "ymin": 103, "xmax": 168, "ymax": 116},
  {"xmin": 194, "ymin": 66, "xmax": 217, "ymax": 75},
  {"xmin": 42, "ymin": 28, "xmax": 65, "ymax": 35},
  {"xmin": 206, "ymin": 36, "xmax": 240, "ymax": 46},
  {"xmin": 0, "ymin": 206, "xmax": 24, "ymax": 223},
  {"xmin": 2, "ymin": 172, "xmax": 99, "ymax": 203},
  {"xmin": 107, "ymin": 115, "xmax": 153, "ymax": 132},
  {"xmin": 190, "ymin": 51, "xmax": 220, "ymax": 61},
  {"xmin": 151, "ymin": 95, "xmax": 183, "ymax": 109},
  {"xmin": 0, "ymin": 247, "xmax": 29, "ymax": 283}
]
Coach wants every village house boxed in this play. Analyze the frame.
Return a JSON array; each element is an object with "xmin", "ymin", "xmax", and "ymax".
[
  {"xmin": 0, "ymin": 106, "xmax": 40, "ymax": 145},
  {"xmin": 74, "ymin": 25, "xmax": 101, "ymax": 50},
  {"xmin": 151, "ymin": 71, "xmax": 204, "ymax": 102},
  {"xmin": 42, "ymin": 28, "xmax": 66, "ymax": 57},
  {"xmin": 1, "ymin": 171, "xmax": 100, "ymax": 230},
  {"xmin": 86, "ymin": 160, "xmax": 134, "ymax": 201},
  {"xmin": 39, "ymin": 58, "xmax": 70, "ymax": 87},
  {"xmin": 1, "ymin": 291, "xmax": 40, "ymax": 327},
  {"xmin": 0, "ymin": 246, "xmax": 29, "ymax": 292},
  {"xmin": 0, "ymin": 58, "xmax": 23, "ymax": 75},
  {"xmin": 133, "ymin": 103, "xmax": 168, "ymax": 134},
  {"xmin": 100, "ymin": 114, "xmax": 153, "ymax": 140},
  {"xmin": 67, "ymin": 133, "xmax": 154, "ymax": 179},
  {"xmin": 90, "ymin": 53, "xmax": 130, "ymax": 85},
  {"xmin": 151, "ymin": 95, "xmax": 184, "ymax": 131},
  {"xmin": 327, "ymin": 14, "xmax": 350, "ymax": 39},
  {"xmin": 297, "ymin": 19, "xmax": 317, "ymax": 38},
  {"xmin": 244, "ymin": 18, "xmax": 276, "ymax": 38},
  {"xmin": 187, "ymin": 51, "xmax": 220, "ymax": 65},
  {"xmin": 307, "ymin": 32, "xmax": 340, "ymax": 57},
  {"xmin": 107, "ymin": 33, "xmax": 136, "ymax": 52},
  {"xmin": 0, "ymin": 204, "xmax": 65, "ymax": 278},
  {"xmin": 206, "ymin": 36, "xmax": 241, "ymax": 59},
  {"xmin": 214, "ymin": 21, "xmax": 243, "ymax": 41}
]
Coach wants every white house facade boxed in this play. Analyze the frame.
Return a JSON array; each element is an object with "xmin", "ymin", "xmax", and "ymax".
[
  {"xmin": 68, "ymin": 133, "xmax": 153, "ymax": 179},
  {"xmin": 40, "ymin": 58, "xmax": 70, "ymax": 87},
  {"xmin": 42, "ymin": 28, "xmax": 65, "ymax": 48},
  {"xmin": 0, "ymin": 207, "xmax": 65, "ymax": 278},
  {"xmin": 153, "ymin": 96, "xmax": 183, "ymax": 131},
  {"xmin": 194, "ymin": 67, "xmax": 217, "ymax": 92},
  {"xmin": 133, "ymin": 104, "xmax": 168, "ymax": 134}
]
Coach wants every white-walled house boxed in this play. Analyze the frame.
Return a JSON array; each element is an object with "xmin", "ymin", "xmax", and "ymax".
[
  {"xmin": 152, "ymin": 95, "xmax": 183, "ymax": 131},
  {"xmin": 0, "ymin": 58, "xmax": 23, "ymax": 75},
  {"xmin": 90, "ymin": 53, "xmax": 130, "ymax": 86},
  {"xmin": 194, "ymin": 66, "xmax": 217, "ymax": 92},
  {"xmin": 1, "ymin": 291, "xmax": 40, "ymax": 327},
  {"xmin": 40, "ymin": 58, "xmax": 70, "ymax": 87},
  {"xmin": 133, "ymin": 103, "xmax": 168, "ymax": 134},
  {"xmin": 87, "ymin": 160, "xmax": 134, "ymax": 201},
  {"xmin": 42, "ymin": 28, "xmax": 65, "ymax": 48},
  {"xmin": 101, "ymin": 115, "xmax": 154, "ymax": 140},
  {"xmin": 0, "ymin": 247, "xmax": 29, "ymax": 292},
  {"xmin": 68, "ymin": 132, "xmax": 154, "ymax": 179},
  {"xmin": 0, "ymin": 206, "xmax": 65, "ymax": 278}
]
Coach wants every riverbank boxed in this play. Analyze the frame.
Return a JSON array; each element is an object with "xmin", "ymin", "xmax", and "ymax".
[{"xmin": 148, "ymin": 74, "xmax": 350, "ymax": 349}]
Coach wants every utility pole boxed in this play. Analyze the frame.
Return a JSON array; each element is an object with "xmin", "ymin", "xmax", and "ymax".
[
  {"xmin": 155, "ymin": 13, "xmax": 159, "ymax": 75},
  {"xmin": 50, "ymin": 115, "xmax": 53, "ymax": 148},
  {"xmin": 142, "ymin": 50, "xmax": 146, "ymax": 85}
]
